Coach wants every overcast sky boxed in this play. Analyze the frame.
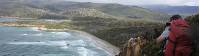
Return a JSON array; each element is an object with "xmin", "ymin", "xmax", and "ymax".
[{"xmin": 64, "ymin": 0, "xmax": 199, "ymax": 6}]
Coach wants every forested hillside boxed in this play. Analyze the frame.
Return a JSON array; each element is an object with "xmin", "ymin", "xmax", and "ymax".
[
  {"xmin": 141, "ymin": 5, "xmax": 199, "ymax": 16},
  {"xmin": 0, "ymin": 0, "xmax": 169, "ymax": 22}
]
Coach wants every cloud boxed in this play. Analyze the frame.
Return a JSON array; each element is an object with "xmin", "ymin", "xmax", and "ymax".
[
  {"xmin": 183, "ymin": 1, "xmax": 199, "ymax": 6},
  {"xmin": 65, "ymin": 0, "xmax": 199, "ymax": 6}
]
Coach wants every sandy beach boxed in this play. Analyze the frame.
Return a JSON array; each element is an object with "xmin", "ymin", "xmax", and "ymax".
[
  {"xmin": 0, "ymin": 23, "xmax": 120, "ymax": 56},
  {"xmin": 39, "ymin": 27, "xmax": 120, "ymax": 56},
  {"xmin": 67, "ymin": 30, "xmax": 120, "ymax": 56}
]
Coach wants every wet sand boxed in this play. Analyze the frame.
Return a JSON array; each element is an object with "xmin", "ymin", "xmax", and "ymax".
[
  {"xmin": 67, "ymin": 30, "xmax": 120, "ymax": 56},
  {"xmin": 39, "ymin": 27, "xmax": 120, "ymax": 56}
]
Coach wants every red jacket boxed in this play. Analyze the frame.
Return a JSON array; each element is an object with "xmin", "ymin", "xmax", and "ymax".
[{"xmin": 165, "ymin": 19, "xmax": 192, "ymax": 56}]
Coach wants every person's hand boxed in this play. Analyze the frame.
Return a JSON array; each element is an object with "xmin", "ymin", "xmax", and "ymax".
[{"xmin": 156, "ymin": 35, "xmax": 164, "ymax": 44}]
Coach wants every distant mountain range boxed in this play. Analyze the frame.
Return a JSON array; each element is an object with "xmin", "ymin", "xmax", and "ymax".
[
  {"xmin": 140, "ymin": 5, "xmax": 199, "ymax": 16},
  {"xmin": 0, "ymin": 0, "xmax": 170, "ymax": 21}
]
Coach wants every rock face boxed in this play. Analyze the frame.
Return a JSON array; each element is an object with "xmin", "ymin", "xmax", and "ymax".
[{"xmin": 116, "ymin": 37, "xmax": 147, "ymax": 56}]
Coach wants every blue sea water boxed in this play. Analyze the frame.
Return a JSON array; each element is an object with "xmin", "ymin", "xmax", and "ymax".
[
  {"xmin": 0, "ymin": 18, "xmax": 109, "ymax": 56},
  {"xmin": 0, "ymin": 18, "xmax": 17, "ymax": 22}
]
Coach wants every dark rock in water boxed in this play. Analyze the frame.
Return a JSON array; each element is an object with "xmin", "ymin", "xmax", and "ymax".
[
  {"xmin": 14, "ymin": 40, "xmax": 18, "ymax": 41},
  {"xmin": 67, "ymin": 44, "xmax": 70, "ymax": 46}
]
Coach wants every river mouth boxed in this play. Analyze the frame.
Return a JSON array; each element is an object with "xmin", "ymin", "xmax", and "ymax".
[{"xmin": 0, "ymin": 26, "xmax": 110, "ymax": 56}]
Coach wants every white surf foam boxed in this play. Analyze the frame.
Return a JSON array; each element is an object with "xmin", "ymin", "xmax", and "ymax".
[
  {"xmin": 8, "ymin": 42, "xmax": 46, "ymax": 45},
  {"xmin": 8, "ymin": 41, "xmax": 67, "ymax": 46},
  {"xmin": 29, "ymin": 27, "xmax": 40, "ymax": 31},
  {"xmin": 51, "ymin": 32, "xmax": 72, "ymax": 38},
  {"xmin": 60, "ymin": 46, "xmax": 69, "ymax": 49},
  {"xmin": 77, "ymin": 47, "xmax": 88, "ymax": 56},
  {"xmin": 77, "ymin": 47, "xmax": 98, "ymax": 56},
  {"xmin": 22, "ymin": 34, "xmax": 28, "ymax": 36},
  {"xmin": 54, "ymin": 32, "xmax": 71, "ymax": 36},
  {"xmin": 66, "ymin": 40, "xmax": 87, "ymax": 46},
  {"xmin": 33, "ymin": 33, "xmax": 43, "ymax": 36}
]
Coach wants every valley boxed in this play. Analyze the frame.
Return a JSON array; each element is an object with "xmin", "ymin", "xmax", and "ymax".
[{"xmin": 0, "ymin": 0, "xmax": 198, "ymax": 56}]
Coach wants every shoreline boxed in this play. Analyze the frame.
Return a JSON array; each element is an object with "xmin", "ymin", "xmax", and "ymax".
[
  {"xmin": 0, "ymin": 25, "xmax": 120, "ymax": 56},
  {"xmin": 40, "ymin": 27, "xmax": 120, "ymax": 56},
  {"xmin": 69, "ymin": 30, "xmax": 120, "ymax": 56},
  {"xmin": 0, "ymin": 23, "xmax": 44, "ymax": 27}
]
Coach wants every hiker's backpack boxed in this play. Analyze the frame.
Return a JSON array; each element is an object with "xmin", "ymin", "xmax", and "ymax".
[{"xmin": 165, "ymin": 19, "xmax": 193, "ymax": 56}]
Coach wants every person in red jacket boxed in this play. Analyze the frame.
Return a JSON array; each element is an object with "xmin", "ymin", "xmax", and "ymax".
[{"xmin": 157, "ymin": 15, "xmax": 192, "ymax": 56}]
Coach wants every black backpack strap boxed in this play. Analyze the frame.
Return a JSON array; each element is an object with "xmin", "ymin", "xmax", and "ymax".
[{"xmin": 159, "ymin": 38, "xmax": 167, "ymax": 56}]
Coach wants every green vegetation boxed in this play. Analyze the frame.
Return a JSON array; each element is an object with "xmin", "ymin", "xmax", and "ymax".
[
  {"xmin": 69, "ymin": 16, "xmax": 165, "ymax": 56},
  {"xmin": 0, "ymin": 0, "xmax": 197, "ymax": 56},
  {"xmin": 0, "ymin": 0, "xmax": 169, "ymax": 22},
  {"xmin": 45, "ymin": 21, "xmax": 76, "ymax": 29},
  {"xmin": 185, "ymin": 14, "xmax": 199, "ymax": 56},
  {"xmin": 4, "ymin": 14, "xmax": 198, "ymax": 56},
  {"xmin": 38, "ymin": 14, "xmax": 68, "ymax": 19},
  {"xmin": 62, "ymin": 8, "xmax": 114, "ymax": 18}
]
